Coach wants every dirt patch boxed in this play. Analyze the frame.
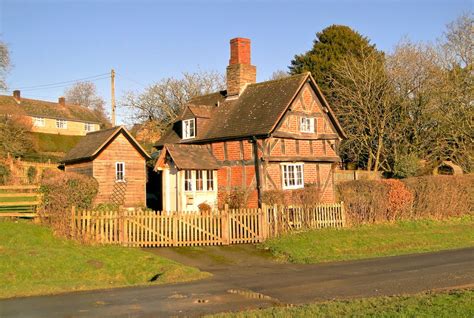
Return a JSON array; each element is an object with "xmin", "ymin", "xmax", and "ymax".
[{"xmin": 87, "ymin": 259, "xmax": 104, "ymax": 269}]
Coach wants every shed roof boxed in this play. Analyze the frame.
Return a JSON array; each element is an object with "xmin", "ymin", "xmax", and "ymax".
[{"xmin": 62, "ymin": 126, "xmax": 150, "ymax": 164}]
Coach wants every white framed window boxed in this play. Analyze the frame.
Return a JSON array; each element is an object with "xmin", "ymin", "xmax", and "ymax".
[
  {"xmin": 196, "ymin": 170, "xmax": 204, "ymax": 191},
  {"xmin": 33, "ymin": 117, "xmax": 45, "ymax": 127},
  {"xmin": 184, "ymin": 170, "xmax": 193, "ymax": 191},
  {"xmin": 206, "ymin": 170, "xmax": 214, "ymax": 191},
  {"xmin": 84, "ymin": 123, "xmax": 95, "ymax": 132},
  {"xmin": 115, "ymin": 162, "xmax": 125, "ymax": 182},
  {"xmin": 282, "ymin": 163, "xmax": 304, "ymax": 189},
  {"xmin": 182, "ymin": 118, "xmax": 196, "ymax": 139},
  {"xmin": 56, "ymin": 119, "xmax": 67, "ymax": 129},
  {"xmin": 300, "ymin": 117, "xmax": 315, "ymax": 133}
]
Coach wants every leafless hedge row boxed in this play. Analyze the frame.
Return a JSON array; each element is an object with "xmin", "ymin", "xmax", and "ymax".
[{"xmin": 337, "ymin": 175, "xmax": 473, "ymax": 225}]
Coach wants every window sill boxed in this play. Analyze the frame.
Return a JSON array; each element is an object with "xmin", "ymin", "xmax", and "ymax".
[{"xmin": 282, "ymin": 185, "xmax": 304, "ymax": 190}]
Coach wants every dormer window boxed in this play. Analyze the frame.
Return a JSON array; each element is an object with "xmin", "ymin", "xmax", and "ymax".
[
  {"xmin": 182, "ymin": 118, "xmax": 196, "ymax": 139},
  {"xmin": 300, "ymin": 117, "xmax": 315, "ymax": 133}
]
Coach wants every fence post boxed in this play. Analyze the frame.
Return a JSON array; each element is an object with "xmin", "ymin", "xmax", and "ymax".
[
  {"xmin": 341, "ymin": 201, "xmax": 346, "ymax": 227},
  {"xmin": 70, "ymin": 205, "xmax": 76, "ymax": 237},
  {"xmin": 221, "ymin": 204, "xmax": 230, "ymax": 245},
  {"xmin": 273, "ymin": 204, "xmax": 278, "ymax": 237}
]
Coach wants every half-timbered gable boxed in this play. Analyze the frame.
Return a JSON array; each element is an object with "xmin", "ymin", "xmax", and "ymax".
[{"xmin": 155, "ymin": 38, "xmax": 346, "ymax": 210}]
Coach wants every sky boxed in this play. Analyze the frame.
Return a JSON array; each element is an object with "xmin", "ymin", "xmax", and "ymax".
[{"xmin": 0, "ymin": 0, "xmax": 471, "ymax": 124}]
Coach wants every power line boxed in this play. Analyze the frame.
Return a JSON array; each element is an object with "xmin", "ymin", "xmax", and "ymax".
[
  {"xmin": 115, "ymin": 72, "xmax": 148, "ymax": 88},
  {"xmin": 10, "ymin": 72, "xmax": 110, "ymax": 91}
]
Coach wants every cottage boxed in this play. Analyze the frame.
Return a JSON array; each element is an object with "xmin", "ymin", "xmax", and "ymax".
[
  {"xmin": 155, "ymin": 38, "xmax": 346, "ymax": 211},
  {"xmin": 0, "ymin": 91, "xmax": 102, "ymax": 136},
  {"xmin": 62, "ymin": 126, "xmax": 150, "ymax": 207}
]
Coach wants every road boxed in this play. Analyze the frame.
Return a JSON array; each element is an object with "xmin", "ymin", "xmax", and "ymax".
[{"xmin": 1, "ymin": 247, "xmax": 473, "ymax": 317}]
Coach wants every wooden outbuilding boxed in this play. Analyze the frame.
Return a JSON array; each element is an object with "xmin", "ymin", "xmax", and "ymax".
[{"xmin": 62, "ymin": 126, "xmax": 150, "ymax": 207}]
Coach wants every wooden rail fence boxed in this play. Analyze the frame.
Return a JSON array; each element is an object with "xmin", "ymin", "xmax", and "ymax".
[
  {"xmin": 0, "ymin": 185, "xmax": 41, "ymax": 217},
  {"xmin": 71, "ymin": 203, "xmax": 345, "ymax": 247}
]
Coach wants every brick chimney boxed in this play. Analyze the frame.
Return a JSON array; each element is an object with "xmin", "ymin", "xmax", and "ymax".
[
  {"xmin": 13, "ymin": 90, "xmax": 21, "ymax": 102},
  {"xmin": 226, "ymin": 38, "xmax": 256, "ymax": 98},
  {"xmin": 58, "ymin": 97, "xmax": 66, "ymax": 106}
]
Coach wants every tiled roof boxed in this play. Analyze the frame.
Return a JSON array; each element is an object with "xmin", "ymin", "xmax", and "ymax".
[
  {"xmin": 62, "ymin": 126, "xmax": 150, "ymax": 164},
  {"xmin": 0, "ymin": 95, "xmax": 103, "ymax": 123},
  {"xmin": 156, "ymin": 72, "xmax": 345, "ymax": 146},
  {"xmin": 156, "ymin": 144, "xmax": 219, "ymax": 170}
]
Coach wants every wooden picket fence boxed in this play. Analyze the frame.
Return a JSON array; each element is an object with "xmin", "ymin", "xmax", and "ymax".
[{"xmin": 71, "ymin": 203, "xmax": 345, "ymax": 247}]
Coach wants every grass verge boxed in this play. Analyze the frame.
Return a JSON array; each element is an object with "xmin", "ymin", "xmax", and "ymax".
[
  {"xmin": 208, "ymin": 289, "xmax": 474, "ymax": 318},
  {"xmin": 262, "ymin": 217, "xmax": 474, "ymax": 264},
  {"xmin": 0, "ymin": 220, "xmax": 210, "ymax": 299}
]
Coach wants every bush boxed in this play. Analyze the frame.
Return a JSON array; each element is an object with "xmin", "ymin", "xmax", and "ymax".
[
  {"xmin": 198, "ymin": 202, "xmax": 212, "ymax": 214},
  {"xmin": 403, "ymin": 175, "xmax": 473, "ymax": 218},
  {"xmin": 218, "ymin": 186, "xmax": 249, "ymax": 209},
  {"xmin": 0, "ymin": 163, "xmax": 11, "ymax": 185},
  {"xmin": 337, "ymin": 175, "xmax": 473, "ymax": 225},
  {"xmin": 39, "ymin": 169, "xmax": 98, "ymax": 237},
  {"xmin": 262, "ymin": 184, "xmax": 321, "ymax": 207},
  {"xmin": 26, "ymin": 166, "xmax": 37, "ymax": 184}
]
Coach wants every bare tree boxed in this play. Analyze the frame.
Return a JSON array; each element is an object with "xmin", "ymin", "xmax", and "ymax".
[
  {"xmin": 0, "ymin": 114, "xmax": 33, "ymax": 158},
  {"xmin": 122, "ymin": 70, "xmax": 224, "ymax": 133},
  {"xmin": 64, "ymin": 81, "xmax": 109, "ymax": 124},
  {"xmin": 332, "ymin": 47, "xmax": 396, "ymax": 172},
  {"xmin": 439, "ymin": 12, "xmax": 473, "ymax": 69},
  {"xmin": 385, "ymin": 40, "xmax": 443, "ymax": 170},
  {"xmin": 0, "ymin": 40, "xmax": 10, "ymax": 91},
  {"xmin": 430, "ymin": 13, "xmax": 474, "ymax": 172},
  {"xmin": 268, "ymin": 70, "xmax": 289, "ymax": 80}
]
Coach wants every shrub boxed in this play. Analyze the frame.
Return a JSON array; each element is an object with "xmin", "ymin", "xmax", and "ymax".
[
  {"xmin": 39, "ymin": 169, "xmax": 98, "ymax": 237},
  {"xmin": 0, "ymin": 163, "xmax": 11, "ymax": 185},
  {"xmin": 218, "ymin": 186, "xmax": 249, "ymax": 209},
  {"xmin": 198, "ymin": 202, "xmax": 212, "ymax": 214},
  {"xmin": 402, "ymin": 175, "xmax": 473, "ymax": 218},
  {"xmin": 26, "ymin": 166, "xmax": 37, "ymax": 184},
  {"xmin": 262, "ymin": 184, "xmax": 321, "ymax": 207},
  {"xmin": 337, "ymin": 175, "xmax": 473, "ymax": 225}
]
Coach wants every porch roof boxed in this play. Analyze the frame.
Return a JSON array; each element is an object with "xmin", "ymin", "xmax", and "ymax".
[{"xmin": 156, "ymin": 144, "xmax": 219, "ymax": 170}]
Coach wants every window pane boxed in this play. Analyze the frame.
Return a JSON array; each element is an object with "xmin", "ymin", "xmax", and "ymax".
[
  {"xmin": 196, "ymin": 170, "xmax": 203, "ymax": 191},
  {"xmin": 185, "ymin": 170, "xmax": 192, "ymax": 191},
  {"xmin": 116, "ymin": 163, "xmax": 124, "ymax": 181},
  {"xmin": 206, "ymin": 170, "xmax": 213, "ymax": 191}
]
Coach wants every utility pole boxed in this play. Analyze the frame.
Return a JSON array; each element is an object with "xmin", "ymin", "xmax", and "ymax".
[{"xmin": 111, "ymin": 69, "xmax": 116, "ymax": 126}]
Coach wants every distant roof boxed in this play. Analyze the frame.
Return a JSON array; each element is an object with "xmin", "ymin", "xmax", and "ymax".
[
  {"xmin": 155, "ymin": 144, "xmax": 219, "ymax": 170},
  {"xmin": 62, "ymin": 126, "xmax": 151, "ymax": 164},
  {"xmin": 0, "ymin": 95, "xmax": 104, "ymax": 123},
  {"xmin": 156, "ymin": 72, "xmax": 346, "ymax": 146}
]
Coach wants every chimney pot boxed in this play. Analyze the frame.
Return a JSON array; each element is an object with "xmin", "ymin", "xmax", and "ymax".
[
  {"xmin": 226, "ymin": 37, "xmax": 256, "ymax": 97},
  {"xmin": 13, "ymin": 90, "xmax": 21, "ymax": 101},
  {"xmin": 58, "ymin": 97, "xmax": 66, "ymax": 106}
]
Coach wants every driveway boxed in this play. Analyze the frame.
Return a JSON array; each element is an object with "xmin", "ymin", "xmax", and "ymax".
[{"xmin": 1, "ymin": 246, "xmax": 473, "ymax": 317}]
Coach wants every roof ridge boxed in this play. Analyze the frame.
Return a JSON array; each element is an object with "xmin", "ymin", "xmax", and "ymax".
[{"xmin": 247, "ymin": 72, "xmax": 309, "ymax": 88}]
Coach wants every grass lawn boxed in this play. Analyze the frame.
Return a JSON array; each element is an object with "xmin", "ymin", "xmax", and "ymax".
[
  {"xmin": 0, "ymin": 220, "xmax": 209, "ymax": 299},
  {"xmin": 209, "ymin": 289, "xmax": 474, "ymax": 318},
  {"xmin": 262, "ymin": 217, "xmax": 474, "ymax": 264}
]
